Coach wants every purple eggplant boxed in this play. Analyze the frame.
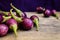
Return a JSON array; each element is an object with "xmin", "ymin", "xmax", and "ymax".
[
  {"xmin": 0, "ymin": 24, "xmax": 8, "ymax": 36},
  {"xmin": 44, "ymin": 9, "xmax": 51, "ymax": 17},
  {"xmin": 20, "ymin": 18, "xmax": 33, "ymax": 30},
  {"xmin": 6, "ymin": 18, "xmax": 18, "ymax": 36},
  {"xmin": 51, "ymin": 10, "xmax": 59, "ymax": 19},
  {"xmin": 10, "ymin": 9, "xmax": 33, "ymax": 30},
  {"xmin": 10, "ymin": 3, "xmax": 27, "ymax": 18},
  {"xmin": 0, "ymin": 14, "xmax": 3, "ymax": 23},
  {"xmin": 36, "ymin": 7, "xmax": 45, "ymax": 13},
  {"xmin": 30, "ymin": 15, "xmax": 39, "ymax": 31}
]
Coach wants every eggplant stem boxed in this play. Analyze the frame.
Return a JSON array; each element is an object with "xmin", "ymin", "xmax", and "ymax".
[
  {"xmin": 54, "ymin": 13, "xmax": 59, "ymax": 19},
  {"xmin": 10, "ymin": 9, "xmax": 16, "ymax": 19},
  {"xmin": 0, "ymin": 11, "xmax": 9, "ymax": 15},
  {"xmin": 2, "ymin": 16, "xmax": 11, "ymax": 22},
  {"xmin": 10, "ymin": 24, "xmax": 18, "ymax": 37},
  {"xmin": 10, "ymin": 9, "xmax": 22, "ymax": 23},
  {"xmin": 10, "ymin": 3, "xmax": 22, "ymax": 16},
  {"xmin": 3, "ymin": 12, "xmax": 9, "ymax": 15},
  {"xmin": 33, "ymin": 18, "xmax": 39, "ymax": 31}
]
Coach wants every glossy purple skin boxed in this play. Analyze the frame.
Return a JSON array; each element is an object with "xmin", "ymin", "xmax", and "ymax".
[
  {"xmin": 20, "ymin": 18, "xmax": 33, "ymax": 30},
  {"xmin": 30, "ymin": 15, "xmax": 39, "ymax": 27},
  {"xmin": 51, "ymin": 10, "xmax": 56, "ymax": 15},
  {"xmin": 6, "ymin": 18, "xmax": 17, "ymax": 26},
  {"xmin": 30, "ymin": 15, "xmax": 39, "ymax": 21},
  {"xmin": 0, "ymin": 14, "xmax": 3, "ymax": 22},
  {"xmin": 0, "ymin": 24, "xmax": 8, "ymax": 36},
  {"xmin": 44, "ymin": 9, "xmax": 51, "ymax": 17}
]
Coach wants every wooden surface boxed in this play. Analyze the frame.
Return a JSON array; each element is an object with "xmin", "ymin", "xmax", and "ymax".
[{"xmin": 0, "ymin": 12, "xmax": 60, "ymax": 40}]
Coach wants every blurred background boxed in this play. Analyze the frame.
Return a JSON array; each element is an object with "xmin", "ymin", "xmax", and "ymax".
[{"xmin": 0, "ymin": 0, "xmax": 60, "ymax": 12}]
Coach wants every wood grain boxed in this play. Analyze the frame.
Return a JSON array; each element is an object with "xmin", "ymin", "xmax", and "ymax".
[{"xmin": 0, "ymin": 12, "xmax": 60, "ymax": 40}]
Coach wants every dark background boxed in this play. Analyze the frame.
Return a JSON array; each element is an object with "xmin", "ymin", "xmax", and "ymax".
[{"xmin": 0, "ymin": 0, "xmax": 60, "ymax": 12}]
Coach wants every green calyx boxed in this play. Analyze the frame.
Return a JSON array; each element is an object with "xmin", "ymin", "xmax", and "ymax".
[
  {"xmin": 0, "ymin": 11, "xmax": 9, "ymax": 15},
  {"xmin": 33, "ymin": 18, "xmax": 39, "ymax": 31},
  {"xmin": 10, "ymin": 24, "xmax": 18, "ymax": 37},
  {"xmin": 54, "ymin": 13, "xmax": 59, "ymax": 19},
  {"xmin": 10, "ymin": 9, "xmax": 22, "ymax": 23},
  {"xmin": 3, "ymin": 12, "xmax": 9, "ymax": 16},
  {"xmin": 2, "ymin": 16, "xmax": 11, "ymax": 22},
  {"xmin": 10, "ymin": 3, "xmax": 22, "ymax": 17}
]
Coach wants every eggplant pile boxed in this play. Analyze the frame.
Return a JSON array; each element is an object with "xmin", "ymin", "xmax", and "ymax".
[
  {"xmin": 36, "ymin": 7, "xmax": 59, "ymax": 19},
  {"xmin": 0, "ymin": 3, "xmax": 39, "ymax": 37},
  {"xmin": 44, "ymin": 9, "xmax": 59, "ymax": 19}
]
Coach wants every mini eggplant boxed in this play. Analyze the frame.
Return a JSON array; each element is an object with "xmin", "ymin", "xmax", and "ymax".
[
  {"xmin": 0, "ymin": 24, "xmax": 8, "ymax": 37},
  {"xmin": 10, "ymin": 3, "xmax": 27, "ymax": 18},
  {"xmin": 36, "ymin": 7, "xmax": 45, "ymax": 13},
  {"xmin": 6, "ymin": 18, "xmax": 18, "ymax": 36},
  {"xmin": 44, "ymin": 9, "xmax": 51, "ymax": 17},
  {"xmin": 51, "ymin": 10, "xmax": 59, "ymax": 19},
  {"xmin": 30, "ymin": 15, "xmax": 39, "ymax": 31},
  {"xmin": 20, "ymin": 18, "xmax": 33, "ymax": 30}
]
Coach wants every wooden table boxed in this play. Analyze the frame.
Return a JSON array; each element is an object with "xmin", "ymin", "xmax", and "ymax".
[{"xmin": 0, "ymin": 12, "xmax": 60, "ymax": 40}]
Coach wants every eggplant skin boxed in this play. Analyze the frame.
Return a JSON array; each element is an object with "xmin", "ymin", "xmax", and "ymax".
[
  {"xmin": 0, "ymin": 14, "xmax": 3, "ymax": 23},
  {"xmin": 44, "ymin": 9, "xmax": 51, "ymax": 17},
  {"xmin": 6, "ymin": 18, "xmax": 17, "ymax": 26},
  {"xmin": 19, "ymin": 18, "xmax": 33, "ymax": 30},
  {"xmin": 51, "ymin": 10, "xmax": 56, "ymax": 16},
  {"xmin": 0, "ymin": 24, "xmax": 8, "ymax": 37}
]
